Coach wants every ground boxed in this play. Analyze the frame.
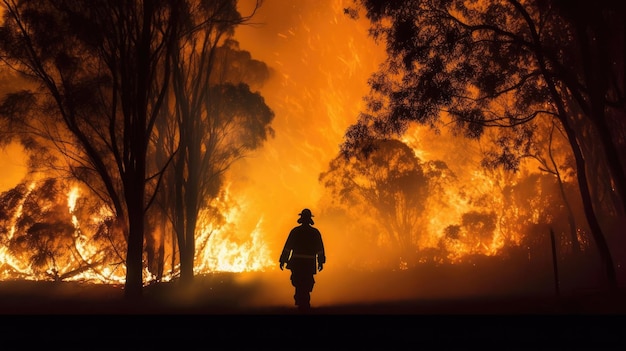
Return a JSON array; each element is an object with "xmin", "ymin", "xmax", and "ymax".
[
  {"xmin": 0, "ymin": 270, "xmax": 625, "ymax": 314},
  {"xmin": 0, "ymin": 277, "xmax": 624, "ymax": 347}
]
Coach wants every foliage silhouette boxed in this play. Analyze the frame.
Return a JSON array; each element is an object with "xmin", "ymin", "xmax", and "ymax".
[{"xmin": 344, "ymin": 0, "xmax": 625, "ymax": 291}]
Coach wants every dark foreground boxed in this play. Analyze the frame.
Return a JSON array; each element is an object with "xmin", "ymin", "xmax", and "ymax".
[
  {"xmin": 1, "ymin": 287, "xmax": 626, "ymax": 315},
  {"xmin": 0, "ymin": 278, "xmax": 626, "ymax": 316},
  {"xmin": 1, "ymin": 279, "xmax": 625, "ymax": 348},
  {"xmin": 0, "ymin": 279, "xmax": 625, "ymax": 315}
]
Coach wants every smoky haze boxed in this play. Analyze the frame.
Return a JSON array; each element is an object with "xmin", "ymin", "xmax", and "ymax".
[
  {"xmin": 229, "ymin": 3, "xmax": 382, "ymax": 262},
  {"xmin": 0, "ymin": 0, "xmax": 616, "ymax": 310},
  {"xmin": 220, "ymin": 0, "xmax": 601, "ymax": 308},
  {"xmin": 223, "ymin": 0, "xmax": 388, "ymax": 306}
]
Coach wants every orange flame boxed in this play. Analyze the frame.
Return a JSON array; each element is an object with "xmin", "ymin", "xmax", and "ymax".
[
  {"xmin": 195, "ymin": 182, "xmax": 274, "ymax": 273},
  {"xmin": 0, "ymin": 0, "xmax": 577, "ymax": 285}
]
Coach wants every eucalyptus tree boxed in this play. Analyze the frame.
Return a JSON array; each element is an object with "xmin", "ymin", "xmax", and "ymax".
[
  {"xmin": 344, "ymin": 0, "xmax": 624, "ymax": 291},
  {"xmin": 0, "ymin": 0, "xmax": 177, "ymax": 298},
  {"xmin": 321, "ymin": 139, "xmax": 433, "ymax": 268},
  {"xmin": 481, "ymin": 119, "xmax": 581, "ymax": 255},
  {"xmin": 165, "ymin": 0, "xmax": 273, "ymax": 284}
]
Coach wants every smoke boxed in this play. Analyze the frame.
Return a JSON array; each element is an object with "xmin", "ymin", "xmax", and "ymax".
[
  {"xmin": 229, "ymin": 0, "xmax": 515, "ymax": 307},
  {"xmin": 225, "ymin": 0, "xmax": 394, "ymax": 306},
  {"xmin": 231, "ymin": 0, "xmax": 385, "ymax": 261},
  {"xmin": 0, "ymin": 0, "xmax": 614, "ymax": 308},
  {"xmin": 0, "ymin": 66, "xmax": 30, "ymax": 192},
  {"xmin": 226, "ymin": 0, "xmax": 611, "ymax": 307}
]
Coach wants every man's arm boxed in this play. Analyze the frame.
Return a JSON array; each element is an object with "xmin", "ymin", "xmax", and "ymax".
[
  {"xmin": 279, "ymin": 232, "xmax": 293, "ymax": 270},
  {"xmin": 316, "ymin": 230, "xmax": 326, "ymax": 271}
]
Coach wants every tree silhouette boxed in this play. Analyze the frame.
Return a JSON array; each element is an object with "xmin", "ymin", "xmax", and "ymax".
[
  {"xmin": 171, "ymin": 35, "xmax": 274, "ymax": 282},
  {"xmin": 344, "ymin": 0, "xmax": 625, "ymax": 291},
  {"xmin": 164, "ymin": 1, "xmax": 273, "ymax": 285},
  {"xmin": 0, "ymin": 178, "xmax": 117, "ymax": 281},
  {"xmin": 481, "ymin": 117, "xmax": 582, "ymax": 255},
  {"xmin": 321, "ymin": 139, "xmax": 432, "ymax": 268},
  {"xmin": 0, "ymin": 0, "xmax": 272, "ymax": 292},
  {"xmin": 0, "ymin": 0, "xmax": 178, "ymax": 298}
]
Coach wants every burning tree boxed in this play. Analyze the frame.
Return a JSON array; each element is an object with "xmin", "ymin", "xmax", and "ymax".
[
  {"xmin": 481, "ymin": 115, "xmax": 583, "ymax": 256},
  {"xmin": 0, "ymin": 0, "xmax": 178, "ymax": 298},
  {"xmin": 145, "ymin": 2, "xmax": 272, "ymax": 284},
  {"xmin": 0, "ymin": 179, "xmax": 122, "ymax": 282},
  {"xmin": 164, "ymin": 7, "xmax": 274, "ymax": 284},
  {"xmin": 320, "ymin": 138, "xmax": 440, "ymax": 268},
  {"xmin": 343, "ymin": 0, "xmax": 625, "ymax": 291},
  {"xmin": 0, "ymin": 0, "xmax": 271, "ymax": 297}
]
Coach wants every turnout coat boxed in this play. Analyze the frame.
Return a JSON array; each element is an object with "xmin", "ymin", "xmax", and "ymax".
[{"xmin": 279, "ymin": 223, "xmax": 326, "ymax": 275}]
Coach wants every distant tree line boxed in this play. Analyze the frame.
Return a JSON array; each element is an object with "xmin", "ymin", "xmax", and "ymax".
[{"xmin": 335, "ymin": 0, "xmax": 624, "ymax": 291}]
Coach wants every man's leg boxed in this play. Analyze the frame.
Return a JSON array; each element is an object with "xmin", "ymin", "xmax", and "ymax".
[
  {"xmin": 295, "ymin": 286, "xmax": 310, "ymax": 310},
  {"xmin": 291, "ymin": 273, "xmax": 314, "ymax": 310}
]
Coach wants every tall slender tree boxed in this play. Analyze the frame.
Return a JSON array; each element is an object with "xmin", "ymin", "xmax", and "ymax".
[
  {"xmin": 163, "ymin": 0, "xmax": 273, "ymax": 285},
  {"xmin": 0, "ymin": 0, "xmax": 176, "ymax": 298}
]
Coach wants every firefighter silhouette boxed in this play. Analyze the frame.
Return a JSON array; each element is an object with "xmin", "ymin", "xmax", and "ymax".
[{"xmin": 279, "ymin": 208, "xmax": 326, "ymax": 312}]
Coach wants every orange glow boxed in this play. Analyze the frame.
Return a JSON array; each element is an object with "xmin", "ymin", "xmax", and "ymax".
[
  {"xmin": 0, "ymin": 182, "xmax": 36, "ymax": 278},
  {"xmin": 0, "ymin": 0, "xmax": 596, "ymax": 307},
  {"xmin": 195, "ymin": 182, "xmax": 273, "ymax": 273},
  {"xmin": 229, "ymin": 0, "xmax": 388, "ymax": 262},
  {"xmin": 0, "ymin": 142, "xmax": 27, "ymax": 193}
]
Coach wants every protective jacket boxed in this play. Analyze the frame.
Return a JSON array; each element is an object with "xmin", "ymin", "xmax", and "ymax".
[{"xmin": 279, "ymin": 223, "xmax": 325, "ymax": 275}]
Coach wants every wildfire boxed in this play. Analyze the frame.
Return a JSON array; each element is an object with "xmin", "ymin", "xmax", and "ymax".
[
  {"xmin": 0, "ymin": 182, "xmax": 35, "ymax": 279},
  {"xmin": 0, "ymin": 0, "xmax": 591, "ymax": 285},
  {"xmin": 67, "ymin": 186, "xmax": 79, "ymax": 227},
  {"xmin": 66, "ymin": 186, "xmax": 125, "ymax": 284},
  {"xmin": 0, "ymin": 180, "xmax": 274, "ymax": 284},
  {"xmin": 195, "ymin": 182, "xmax": 274, "ymax": 273}
]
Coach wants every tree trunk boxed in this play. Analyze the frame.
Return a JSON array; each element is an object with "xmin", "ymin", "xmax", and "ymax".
[
  {"xmin": 525, "ymin": 10, "xmax": 619, "ymax": 291},
  {"xmin": 550, "ymin": 228, "xmax": 560, "ymax": 296},
  {"xmin": 123, "ymin": 0, "xmax": 152, "ymax": 299},
  {"xmin": 577, "ymin": 12, "xmax": 626, "ymax": 219},
  {"xmin": 180, "ymin": 205, "xmax": 198, "ymax": 285},
  {"xmin": 157, "ymin": 222, "xmax": 165, "ymax": 282},
  {"xmin": 125, "ymin": 187, "xmax": 145, "ymax": 299},
  {"xmin": 562, "ymin": 117, "xmax": 618, "ymax": 292},
  {"xmin": 556, "ymin": 173, "xmax": 581, "ymax": 255},
  {"xmin": 180, "ymin": 155, "xmax": 200, "ymax": 284},
  {"xmin": 170, "ymin": 227, "xmax": 177, "ymax": 278},
  {"xmin": 179, "ymin": 241, "xmax": 195, "ymax": 285}
]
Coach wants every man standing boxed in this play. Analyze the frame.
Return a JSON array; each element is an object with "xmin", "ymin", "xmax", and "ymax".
[{"xmin": 279, "ymin": 208, "xmax": 326, "ymax": 312}]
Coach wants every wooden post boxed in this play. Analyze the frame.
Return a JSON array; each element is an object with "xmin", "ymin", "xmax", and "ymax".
[{"xmin": 550, "ymin": 228, "xmax": 560, "ymax": 296}]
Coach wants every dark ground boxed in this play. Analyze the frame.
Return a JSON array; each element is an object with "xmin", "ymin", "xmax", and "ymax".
[
  {"xmin": 1, "ymin": 278, "xmax": 625, "ymax": 348},
  {"xmin": 0, "ymin": 279, "xmax": 625, "ymax": 315},
  {"xmin": 0, "ymin": 269, "xmax": 625, "ymax": 315}
]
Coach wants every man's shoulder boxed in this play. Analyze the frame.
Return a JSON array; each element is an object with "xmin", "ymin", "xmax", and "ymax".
[
  {"xmin": 291, "ymin": 225, "xmax": 320, "ymax": 233},
  {"xmin": 306, "ymin": 225, "xmax": 322, "ymax": 235}
]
